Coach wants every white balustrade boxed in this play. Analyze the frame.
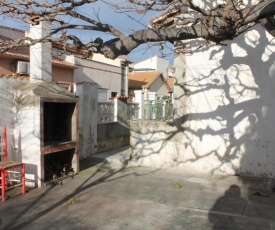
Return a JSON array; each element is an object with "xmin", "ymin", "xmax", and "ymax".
[
  {"xmin": 97, "ymin": 101, "xmax": 115, "ymax": 123},
  {"xmin": 97, "ymin": 100, "xmax": 140, "ymax": 123}
]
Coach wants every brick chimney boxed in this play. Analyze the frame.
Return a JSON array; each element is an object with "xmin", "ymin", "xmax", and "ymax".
[{"xmin": 29, "ymin": 21, "xmax": 52, "ymax": 82}]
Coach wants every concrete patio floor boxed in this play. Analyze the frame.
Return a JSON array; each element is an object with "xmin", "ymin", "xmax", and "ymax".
[{"xmin": 1, "ymin": 147, "xmax": 275, "ymax": 229}]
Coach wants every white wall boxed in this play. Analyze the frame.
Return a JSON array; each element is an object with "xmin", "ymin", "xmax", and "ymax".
[
  {"xmin": 14, "ymin": 92, "xmax": 41, "ymax": 187},
  {"xmin": 156, "ymin": 57, "xmax": 169, "ymax": 79},
  {"xmin": 73, "ymin": 56, "xmax": 121, "ymax": 99},
  {"xmin": 0, "ymin": 77, "xmax": 29, "ymax": 161},
  {"xmin": 98, "ymin": 88, "xmax": 108, "ymax": 102},
  {"xmin": 150, "ymin": 76, "xmax": 170, "ymax": 97},
  {"xmin": 0, "ymin": 78, "xmax": 15, "ymax": 130},
  {"xmin": 134, "ymin": 56, "xmax": 157, "ymax": 70},
  {"xmin": 173, "ymin": 24, "xmax": 275, "ymax": 177},
  {"xmin": 130, "ymin": 25, "xmax": 275, "ymax": 178},
  {"xmin": 133, "ymin": 56, "xmax": 169, "ymax": 79},
  {"xmin": 92, "ymin": 53, "xmax": 122, "ymax": 67},
  {"xmin": 12, "ymin": 84, "xmax": 50, "ymax": 188},
  {"xmin": 74, "ymin": 82, "xmax": 98, "ymax": 158}
]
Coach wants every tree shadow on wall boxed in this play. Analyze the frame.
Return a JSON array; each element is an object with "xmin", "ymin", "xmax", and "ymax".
[{"xmin": 130, "ymin": 23, "xmax": 275, "ymax": 177}]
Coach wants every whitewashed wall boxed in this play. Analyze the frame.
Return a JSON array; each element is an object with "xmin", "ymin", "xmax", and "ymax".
[
  {"xmin": 74, "ymin": 82, "xmax": 98, "ymax": 158},
  {"xmin": 130, "ymin": 24, "xmax": 275, "ymax": 178},
  {"xmin": 73, "ymin": 56, "xmax": 122, "ymax": 99},
  {"xmin": 14, "ymin": 87, "xmax": 41, "ymax": 187},
  {"xmin": 156, "ymin": 57, "xmax": 170, "ymax": 79},
  {"xmin": 98, "ymin": 88, "xmax": 108, "ymax": 102},
  {"xmin": 174, "ymin": 24, "xmax": 275, "ymax": 177},
  {"xmin": 133, "ymin": 56, "xmax": 169, "ymax": 79},
  {"xmin": 0, "ymin": 78, "xmax": 14, "ymax": 129},
  {"xmin": 0, "ymin": 77, "xmax": 28, "ymax": 161},
  {"xmin": 150, "ymin": 75, "xmax": 171, "ymax": 97}
]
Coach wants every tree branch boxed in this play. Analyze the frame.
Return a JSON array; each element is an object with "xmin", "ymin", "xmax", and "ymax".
[{"xmin": 1, "ymin": 0, "xmax": 275, "ymax": 60}]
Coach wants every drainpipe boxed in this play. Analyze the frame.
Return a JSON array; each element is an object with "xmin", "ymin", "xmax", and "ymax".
[
  {"xmin": 121, "ymin": 59, "xmax": 132, "ymax": 97},
  {"xmin": 124, "ymin": 64, "xmax": 128, "ymax": 97}
]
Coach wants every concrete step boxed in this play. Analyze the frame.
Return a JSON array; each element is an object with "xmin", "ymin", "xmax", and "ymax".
[{"xmin": 84, "ymin": 146, "xmax": 132, "ymax": 169}]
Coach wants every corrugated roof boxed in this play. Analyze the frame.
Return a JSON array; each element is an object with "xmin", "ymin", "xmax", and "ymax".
[{"xmin": 128, "ymin": 71, "xmax": 161, "ymax": 89}]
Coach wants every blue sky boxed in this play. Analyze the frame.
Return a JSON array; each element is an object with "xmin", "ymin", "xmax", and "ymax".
[{"xmin": 0, "ymin": 0, "xmax": 174, "ymax": 65}]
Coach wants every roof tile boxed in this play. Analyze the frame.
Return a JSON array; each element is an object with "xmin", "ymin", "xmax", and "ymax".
[
  {"xmin": 165, "ymin": 77, "xmax": 174, "ymax": 92},
  {"xmin": 0, "ymin": 35, "xmax": 76, "ymax": 68},
  {"xmin": 128, "ymin": 71, "xmax": 161, "ymax": 88}
]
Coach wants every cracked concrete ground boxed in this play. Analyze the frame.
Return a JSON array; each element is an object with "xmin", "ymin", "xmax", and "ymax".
[{"xmin": 0, "ymin": 155, "xmax": 275, "ymax": 230}]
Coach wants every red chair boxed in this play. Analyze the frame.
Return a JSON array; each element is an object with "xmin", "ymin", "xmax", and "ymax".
[{"xmin": 0, "ymin": 125, "xmax": 25, "ymax": 201}]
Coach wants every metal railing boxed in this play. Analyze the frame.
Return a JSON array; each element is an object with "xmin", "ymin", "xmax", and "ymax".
[
  {"xmin": 98, "ymin": 100, "xmax": 140, "ymax": 123},
  {"xmin": 98, "ymin": 99, "xmax": 172, "ymax": 123},
  {"xmin": 143, "ymin": 100, "xmax": 172, "ymax": 121},
  {"xmin": 127, "ymin": 102, "xmax": 139, "ymax": 120}
]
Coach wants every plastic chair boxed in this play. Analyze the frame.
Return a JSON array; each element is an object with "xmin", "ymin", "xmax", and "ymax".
[{"xmin": 0, "ymin": 125, "xmax": 25, "ymax": 201}]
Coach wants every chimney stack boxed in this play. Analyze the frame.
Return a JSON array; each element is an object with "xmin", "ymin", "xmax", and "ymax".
[{"xmin": 29, "ymin": 21, "xmax": 52, "ymax": 82}]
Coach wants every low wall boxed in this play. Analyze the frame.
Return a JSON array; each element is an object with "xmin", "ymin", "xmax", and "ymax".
[
  {"xmin": 96, "ymin": 98, "xmax": 130, "ymax": 153},
  {"xmin": 128, "ymin": 26, "xmax": 275, "ymax": 179},
  {"xmin": 129, "ymin": 119, "xmax": 275, "ymax": 178},
  {"xmin": 130, "ymin": 120, "xmax": 179, "ymax": 168},
  {"xmin": 97, "ymin": 122, "xmax": 130, "ymax": 153}
]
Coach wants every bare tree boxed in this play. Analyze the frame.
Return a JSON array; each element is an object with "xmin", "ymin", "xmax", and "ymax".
[{"xmin": 0, "ymin": 0, "xmax": 275, "ymax": 59}]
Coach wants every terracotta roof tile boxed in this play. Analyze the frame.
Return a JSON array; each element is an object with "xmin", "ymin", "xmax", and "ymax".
[
  {"xmin": 0, "ymin": 35, "xmax": 76, "ymax": 68},
  {"xmin": 165, "ymin": 77, "xmax": 174, "ymax": 92},
  {"xmin": 72, "ymin": 81, "xmax": 98, "ymax": 85},
  {"xmin": 115, "ymin": 96, "xmax": 129, "ymax": 99},
  {"xmin": 0, "ymin": 73, "xmax": 29, "ymax": 80},
  {"xmin": 128, "ymin": 71, "xmax": 161, "ymax": 88}
]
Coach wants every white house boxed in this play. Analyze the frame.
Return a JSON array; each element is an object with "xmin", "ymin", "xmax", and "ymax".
[
  {"xmin": 65, "ymin": 53, "xmax": 130, "ymax": 100},
  {"xmin": 128, "ymin": 71, "xmax": 172, "ymax": 99},
  {"xmin": 130, "ymin": 55, "xmax": 169, "ymax": 79}
]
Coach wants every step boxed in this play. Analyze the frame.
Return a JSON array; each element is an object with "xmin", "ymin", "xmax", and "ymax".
[{"xmin": 85, "ymin": 146, "xmax": 132, "ymax": 169}]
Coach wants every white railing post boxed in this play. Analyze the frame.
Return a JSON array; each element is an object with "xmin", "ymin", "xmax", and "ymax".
[
  {"xmin": 148, "ymin": 92, "xmax": 157, "ymax": 119},
  {"xmin": 127, "ymin": 102, "xmax": 139, "ymax": 120},
  {"xmin": 134, "ymin": 90, "xmax": 144, "ymax": 119},
  {"xmin": 114, "ymin": 98, "xmax": 118, "ymax": 122},
  {"xmin": 148, "ymin": 92, "xmax": 157, "ymax": 101}
]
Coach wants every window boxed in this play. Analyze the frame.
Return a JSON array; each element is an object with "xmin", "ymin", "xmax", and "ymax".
[{"xmin": 111, "ymin": 92, "xmax": 118, "ymax": 98}]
